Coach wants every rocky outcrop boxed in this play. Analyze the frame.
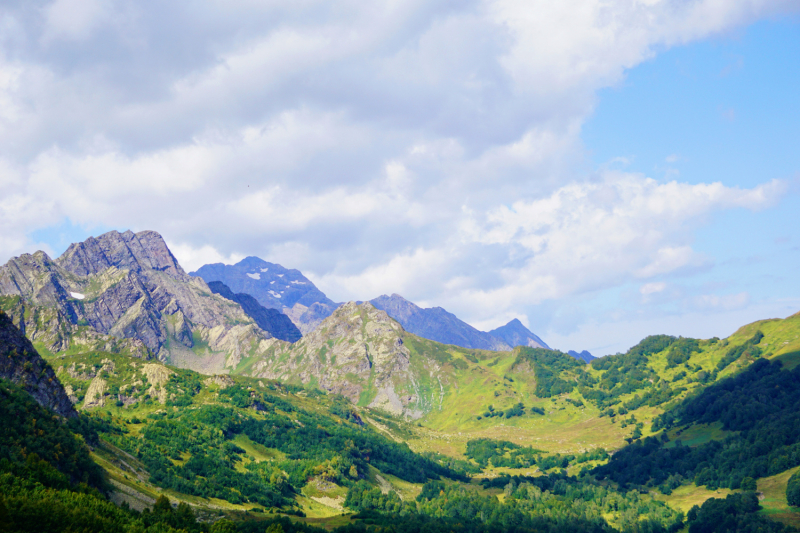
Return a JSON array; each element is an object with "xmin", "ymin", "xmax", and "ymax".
[
  {"xmin": 488, "ymin": 318, "xmax": 550, "ymax": 350},
  {"xmin": 370, "ymin": 294, "xmax": 512, "ymax": 351},
  {"xmin": 83, "ymin": 376, "xmax": 108, "ymax": 408},
  {"xmin": 141, "ymin": 363, "xmax": 172, "ymax": 403},
  {"xmin": 0, "ymin": 309, "xmax": 76, "ymax": 418},
  {"xmin": 252, "ymin": 302, "xmax": 443, "ymax": 418},
  {"xmin": 207, "ymin": 281, "xmax": 302, "ymax": 342},
  {"xmin": 0, "ymin": 230, "xmax": 279, "ymax": 372}
]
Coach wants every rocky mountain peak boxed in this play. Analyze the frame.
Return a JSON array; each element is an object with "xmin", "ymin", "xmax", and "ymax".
[
  {"xmin": 0, "ymin": 231, "xmax": 282, "ymax": 373},
  {"xmin": 206, "ymin": 280, "xmax": 302, "ymax": 342},
  {"xmin": 192, "ymin": 256, "xmax": 340, "ymax": 334},
  {"xmin": 488, "ymin": 318, "xmax": 550, "ymax": 350},
  {"xmin": 252, "ymin": 302, "xmax": 430, "ymax": 418},
  {"xmin": 57, "ymin": 229, "xmax": 188, "ymax": 281},
  {"xmin": 192, "ymin": 256, "xmax": 334, "ymax": 310}
]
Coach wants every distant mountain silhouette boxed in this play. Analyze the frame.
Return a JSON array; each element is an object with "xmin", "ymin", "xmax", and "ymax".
[
  {"xmin": 568, "ymin": 350, "xmax": 596, "ymax": 363},
  {"xmin": 488, "ymin": 318, "xmax": 549, "ymax": 350},
  {"xmin": 370, "ymin": 294, "xmax": 512, "ymax": 351}
]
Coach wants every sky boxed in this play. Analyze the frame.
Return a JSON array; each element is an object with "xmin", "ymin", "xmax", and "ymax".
[{"xmin": 1, "ymin": 1, "xmax": 799, "ymax": 355}]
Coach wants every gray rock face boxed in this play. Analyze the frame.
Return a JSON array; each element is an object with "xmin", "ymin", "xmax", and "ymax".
[
  {"xmin": 370, "ymin": 294, "xmax": 512, "ymax": 351},
  {"xmin": 0, "ymin": 230, "xmax": 280, "ymax": 373},
  {"xmin": 58, "ymin": 229, "xmax": 187, "ymax": 280},
  {"xmin": 0, "ymin": 309, "xmax": 76, "ymax": 418},
  {"xmin": 252, "ymin": 302, "xmax": 443, "ymax": 418},
  {"xmin": 488, "ymin": 318, "xmax": 550, "ymax": 350},
  {"xmin": 207, "ymin": 281, "xmax": 302, "ymax": 343},
  {"xmin": 567, "ymin": 350, "xmax": 596, "ymax": 363}
]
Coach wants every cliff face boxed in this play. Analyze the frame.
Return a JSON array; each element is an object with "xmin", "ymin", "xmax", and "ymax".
[
  {"xmin": 252, "ymin": 302, "xmax": 448, "ymax": 418},
  {"xmin": 207, "ymin": 281, "xmax": 302, "ymax": 343},
  {"xmin": 0, "ymin": 230, "xmax": 280, "ymax": 373},
  {"xmin": 0, "ymin": 309, "xmax": 76, "ymax": 418}
]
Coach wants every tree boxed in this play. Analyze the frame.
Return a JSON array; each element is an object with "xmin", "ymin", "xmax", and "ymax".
[
  {"xmin": 210, "ymin": 520, "xmax": 237, "ymax": 533},
  {"xmin": 740, "ymin": 477, "xmax": 756, "ymax": 491},
  {"xmin": 786, "ymin": 470, "xmax": 800, "ymax": 507}
]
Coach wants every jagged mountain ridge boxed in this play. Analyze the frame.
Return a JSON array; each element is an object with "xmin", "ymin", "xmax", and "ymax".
[
  {"xmin": 207, "ymin": 280, "xmax": 302, "ymax": 342},
  {"xmin": 191, "ymin": 256, "xmax": 339, "ymax": 335},
  {"xmin": 0, "ymin": 230, "xmax": 284, "ymax": 373},
  {"xmin": 193, "ymin": 257, "xmax": 552, "ymax": 351},
  {"xmin": 0, "ymin": 309, "xmax": 75, "ymax": 418},
  {"xmin": 370, "ymin": 294, "xmax": 512, "ymax": 351}
]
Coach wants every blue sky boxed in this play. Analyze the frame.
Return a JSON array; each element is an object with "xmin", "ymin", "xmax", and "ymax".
[
  {"xmin": 556, "ymin": 16, "xmax": 800, "ymax": 353},
  {"xmin": 1, "ymin": 1, "xmax": 799, "ymax": 355}
]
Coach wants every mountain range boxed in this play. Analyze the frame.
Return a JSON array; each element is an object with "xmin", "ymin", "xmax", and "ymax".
[
  {"xmin": 3, "ymin": 229, "xmax": 800, "ymax": 531},
  {"xmin": 0, "ymin": 230, "xmax": 283, "ymax": 374},
  {"xmin": 193, "ymin": 256, "xmax": 554, "ymax": 354}
]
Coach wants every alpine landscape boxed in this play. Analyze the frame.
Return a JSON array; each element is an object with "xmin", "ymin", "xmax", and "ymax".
[
  {"xmin": 2, "ymin": 2, "xmax": 800, "ymax": 533},
  {"xmin": 2, "ymin": 229, "xmax": 800, "ymax": 533}
]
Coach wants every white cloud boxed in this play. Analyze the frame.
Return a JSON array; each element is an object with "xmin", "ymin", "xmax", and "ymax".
[
  {"xmin": 165, "ymin": 242, "xmax": 244, "ymax": 274},
  {"xmin": 41, "ymin": 0, "xmax": 113, "ymax": 43},
  {"xmin": 692, "ymin": 291, "xmax": 750, "ymax": 311},
  {"xmin": 0, "ymin": 0, "xmax": 796, "ymax": 345},
  {"xmin": 640, "ymin": 282, "xmax": 666, "ymax": 295}
]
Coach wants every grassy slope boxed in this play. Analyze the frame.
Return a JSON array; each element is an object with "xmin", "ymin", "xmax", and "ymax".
[
  {"xmin": 756, "ymin": 466, "xmax": 800, "ymax": 529},
  {"xmin": 412, "ymin": 312, "xmax": 800, "ymax": 458},
  {"xmin": 42, "ymin": 350, "xmax": 368, "ymax": 519},
  {"xmin": 654, "ymin": 484, "xmax": 734, "ymax": 514}
]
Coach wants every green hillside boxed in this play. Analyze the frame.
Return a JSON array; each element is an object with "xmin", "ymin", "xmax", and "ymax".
[{"xmin": 5, "ymin": 306, "xmax": 800, "ymax": 532}]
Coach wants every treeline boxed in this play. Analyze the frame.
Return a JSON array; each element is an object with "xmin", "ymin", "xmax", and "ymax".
[
  {"xmin": 341, "ymin": 474, "xmax": 793, "ymax": 533},
  {"xmin": 465, "ymin": 438, "xmax": 543, "ymax": 468},
  {"xmin": 464, "ymin": 438, "xmax": 607, "ymax": 471},
  {"xmin": 686, "ymin": 492, "xmax": 794, "ymax": 533},
  {"xmin": 594, "ymin": 358, "xmax": 800, "ymax": 491},
  {"xmin": 581, "ymin": 335, "xmax": 677, "ymax": 409},
  {"xmin": 344, "ymin": 471, "xmax": 682, "ymax": 533}
]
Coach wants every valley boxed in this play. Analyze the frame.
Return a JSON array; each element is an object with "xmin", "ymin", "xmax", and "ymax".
[{"xmin": 1, "ymin": 231, "xmax": 800, "ymax": 533}]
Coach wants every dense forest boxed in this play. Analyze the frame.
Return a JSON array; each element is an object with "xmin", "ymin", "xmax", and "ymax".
[{"xmin": 594, "ymin": 358, "xmax": 800, "ymax": 491}]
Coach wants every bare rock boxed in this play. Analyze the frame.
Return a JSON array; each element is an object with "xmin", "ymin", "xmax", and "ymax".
[{"xmin": 0, "ymin": 309, "xmax": 76, "ymax": 418}]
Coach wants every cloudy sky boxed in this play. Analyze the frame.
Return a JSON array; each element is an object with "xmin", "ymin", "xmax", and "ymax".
[{"xmin": 1, "ymin": 1, "xmax": 798, "ymax": 355}]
